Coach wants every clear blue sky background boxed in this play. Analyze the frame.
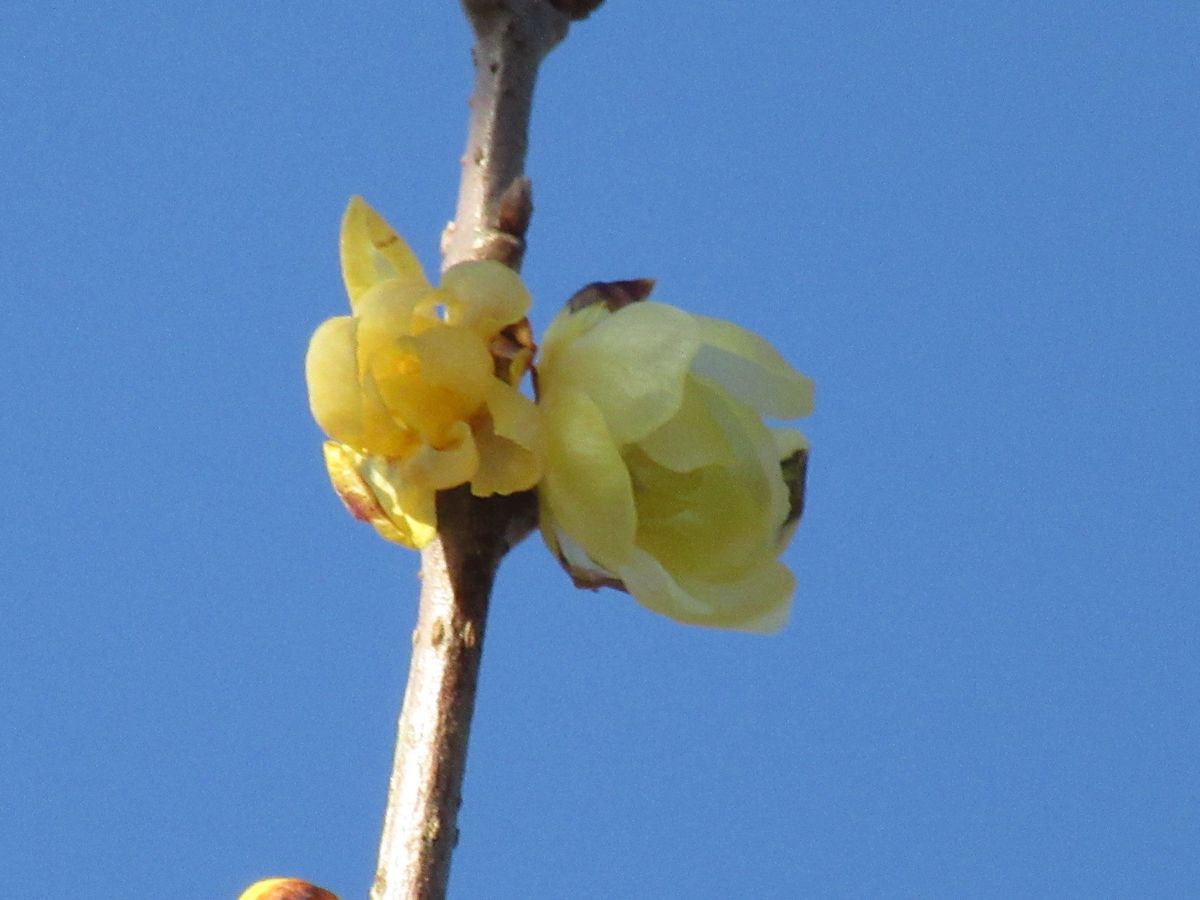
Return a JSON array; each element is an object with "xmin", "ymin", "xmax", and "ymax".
[{"xmin": 3, "ymin": 3, "xmax": 1197, "ymax": 898}]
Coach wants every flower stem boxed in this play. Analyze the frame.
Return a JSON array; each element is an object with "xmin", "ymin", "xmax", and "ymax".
[{"xmin": 369, "ymin": 3, "xmax": 593, "ymax": 898}]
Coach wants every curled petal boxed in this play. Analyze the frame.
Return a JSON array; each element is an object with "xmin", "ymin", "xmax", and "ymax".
[
  {"xmin": 680, "ymin": 559, "xmax": 795, "ymax": 633},
  {"xmin": 370, "ymin": 327, "xmax": 494, "ymax": 445},
  {"xmin": 323, "ymin": 442, "xmax": 436, "ymax": 548},
  {"xmin": 471, "ymin": 383, "xmax": 541, "ymax": 497},
  {"xmin": 618, "ymin": 548, "xmax": 794, "ymax": 634},
  {"xmin": 398, "ymin": 420, "xmax": 480, "ymax": 491},
  {"xmin": 692, "ymin": 316, "xmax": 815, "ymax": 418},
  {"xmin": 439, "ymin": 260, "xmax": 533, "ymax": 337},
  {"xmin": 407, "ymin": 325, "xmax": 496, "ymax": 404},
  {"xmin": 358, "ymin": 455, "xmax": 437, "ymax": 548},
  {"xmin": 485, "ymin": 381, "xmax": 539, "ymax": 449},
  {"xmin": 471, "ymin": 425, "xmax": 540, "ymax": 497},
  {"xmin": 340, "ymin": 196, "xmax": 429, "ymax": 309}
]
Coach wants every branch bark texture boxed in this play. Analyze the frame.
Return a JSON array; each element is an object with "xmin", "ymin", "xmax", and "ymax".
[{"xmin": 370, "ymin": 3, "xmax": 588, "ymax": 898}]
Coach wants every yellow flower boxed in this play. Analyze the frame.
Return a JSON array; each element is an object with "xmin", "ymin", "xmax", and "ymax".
[
  {"xmin": 305, "ymin": 197, "xmax": 540, "ymax": 547},
  {"xmin": 238, "ymin": 878, "xmax": 339, "ymax": 900},
  {"xmin": 536, "ymin": 281, "xmax": 814, "ymax": 633}
]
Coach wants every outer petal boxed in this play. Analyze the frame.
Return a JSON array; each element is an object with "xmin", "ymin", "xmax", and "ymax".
[
  {"xmin": 306, "ymin": 317, "xmax": 415, "ymax": 457},
  {"xmin": 306, "ymin": 317, "xmax": 365, "ymax": 447},
  {"xmin": 618, "ymin": 548, "xmax": 794, "ymax": 634},
  {"xmin": 322, "ymin": 442, "xmax": 436, "ymax": 548},
  {"xmin": 340, "ymin": 196, "xmax": 430, "ymax": 309},
  {"xmin": 547, "ymin": 302, "xmax": 701, "ymax": 445},
  {"xmin": 439, "ymin": 260, "xmax": 532, "ymax": 337},
  {"xmin": 539, "ymin": 302, "xmax": 607, "ymax": 373},
  {"xmin": 616, "ymin": 547, "xmax": 714, "ymax": 621},
  {"xmin": 692, "ymin": 315, "xmax": 815, "ymax": 419},
  {"xmin": 677, "ymin": 559, "xmax": 795, "ymax": 633},
  {"xmin": 539, "ymin": 390, "xmax": 636, "ymax": 571},
  {"xmin": 541, "ymin": 525, "xmax": 622, "ymax": 589},
  {"xmin": 358, "ymin": 454, "xmax": 438, "ymax": 547}
]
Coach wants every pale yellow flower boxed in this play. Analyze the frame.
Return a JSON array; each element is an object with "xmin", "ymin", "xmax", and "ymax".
[
  {"xmin": 305, "ymin": 197, "xmax": 540, "ymax": 547},
  {"xmin": 536, "ymin": 282, "xmax": 813, "ymax": 633}
]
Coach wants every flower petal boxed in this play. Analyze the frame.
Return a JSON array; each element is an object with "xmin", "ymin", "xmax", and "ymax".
[
  {"xmin": 353, "ymin": 281, "xmax": 419, "ymax": 363},
  {"xmin": 691, "ymin": 316, "xmax": 814, "ymax": 419},
  {"xmin": 636, "ymin": 378, "xmax": 734, "ymax": 472},
  {"xmin": 628, "ymin": 448, "xmax": 772, "ymax": 583},
  {"xmin": 340, "ymin": 196, "xmax": 430, "ymax": 310},
  {"xmin": 679, "ymin": 559, "xmax": 795, "ymax": 633},
  {"xmin": 398, "ymin": 420, "xmax": 479, "ymax": 490},
  {"xmin": 618, "ymin": 547, "xmax": 794, "ymax": 634},
  {"xmin": 549, "ymin": 301, "xmax": 701, "ymax": 445},
  {"xmin": 439, "ymin": 260, "xmax": 532, "ymax": 336},
  {"xmin": 306, "ymin": 317, "xmax": 365, "ymax": 446},
  {"xmin": 485, "ymin": 381, "xmax": 539, "ymax": 450},
  {"xmin": 323, "ymin": 442, "xmax": 436, "ymax": 548},
  {"xmin": 544, "ymin": 526, "xmax": 623, "ymax": 589},
  {"xmin": 615, "ymin": 547, "xmax": 718, "ymax": 621},
  {"xmin": 470, "ymin": 424, "xmax": 540, "ymax": 497},
  {"xmin": 359, "ymin": 454, "xmax": 438, "ymax": 547},
  {"xmin": 370, "ymin": 326, "xmax": 493, "ymax": 444},
  {"xmin": 539, "ymin": 390, "xmax": 637, "ymax": 570},
  {"xmin": 695, "ymin": 374, "xmax": 792, "ymax": 533},
  {"xmin": 770, "ymin": 426, "xmax": 809, "ymax": 458}
]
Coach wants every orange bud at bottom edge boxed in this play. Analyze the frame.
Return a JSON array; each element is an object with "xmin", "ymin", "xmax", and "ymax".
[{"xmin": 238, "ymin": 877, "xmax": 339, "ymax": 900}]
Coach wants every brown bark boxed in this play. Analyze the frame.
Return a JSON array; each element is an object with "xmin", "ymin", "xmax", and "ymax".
[{"xmin": 370, "ymin": 4, "xmax": 601, "ymax": 898}]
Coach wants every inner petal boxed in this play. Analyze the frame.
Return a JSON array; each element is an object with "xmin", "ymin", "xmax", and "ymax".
[{"xmin": 627, "ymin": 447, "xmax": 771, "ymax": 583}]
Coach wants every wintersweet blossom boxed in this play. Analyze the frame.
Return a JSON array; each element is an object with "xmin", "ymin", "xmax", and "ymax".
[
  {"xmin": 305, "ymin": 197, "xmax": 540, "ymax": 547},
  {"xmin": 536, "ymin": 282, "xmax": 814, "ymax": 633}
]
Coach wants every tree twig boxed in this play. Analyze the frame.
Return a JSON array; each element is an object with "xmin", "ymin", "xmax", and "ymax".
[{"xmin": 370, "ymin": 3, "xmax": 593, "ymax": 898}]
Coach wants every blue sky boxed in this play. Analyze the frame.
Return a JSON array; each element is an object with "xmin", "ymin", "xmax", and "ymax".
[{"xmin": 3, "ymin": 3, "xmax": 1198, "ymax": 897}]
